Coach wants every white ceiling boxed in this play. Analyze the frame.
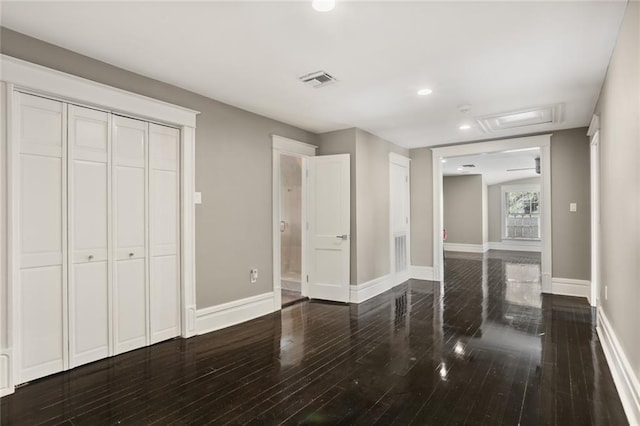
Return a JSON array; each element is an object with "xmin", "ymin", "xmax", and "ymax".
[
  {"xmin": 443, "ymin": 148, "xmax": 541, "ymax": 185},
  {"xmin": 0, "ymin": 1, "xmax": 627, "ymax": 148}
]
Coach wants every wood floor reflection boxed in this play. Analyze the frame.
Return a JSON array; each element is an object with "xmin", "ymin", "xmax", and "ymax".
[{"xmin": 1, "ymin": 250, "xmax": 628, "ymax": 425}]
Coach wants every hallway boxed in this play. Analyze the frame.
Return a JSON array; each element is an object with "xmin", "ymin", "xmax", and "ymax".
[{"xmin": 1, "ymin": 251, "xmax": 627, "ymax": 424}]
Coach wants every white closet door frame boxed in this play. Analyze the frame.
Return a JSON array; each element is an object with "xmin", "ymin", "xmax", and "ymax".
[{"xmin": 1, "ymin": 55, "xmax": 199, "ymax": 397}]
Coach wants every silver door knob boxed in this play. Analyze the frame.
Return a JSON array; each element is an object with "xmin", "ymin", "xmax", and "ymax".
[
  {"xmin": 88, "ymin": 255, "xmax": 94, "ymax": 261},
  {"xmin": 336, "ymin": 234, "xmax": 348, "ymax": 240}
]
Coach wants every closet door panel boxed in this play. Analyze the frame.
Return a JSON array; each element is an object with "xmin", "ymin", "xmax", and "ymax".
[
  {"xmin": 150, "ymin": 170, "xmax": 178, "ymax": 255},
  {"xmin": 149, "ymin": 124, "xmax": 180, "ymax": 344},
  {"xmin": 71, "ymin": 262, "xmax": 108, "ymax": 363},
  {"xmin": 114, "ymin": 166, "xmax": 146, "ymax": 258},
  {"xmin": 72, "ymin": 161, "xmax": 108, "ymax": 261},
  {"xmin": 150, "ymin": 256, "xmax": 179, "ymax": 343},
  {"xmin": 20, "ymin": 154, "xmax": 63, "ymax": 268},
  {"xmin": 19, "ymin": 266, "xmax": 64, "ymax": 382},
  {"xmin": 17, "ymin": 93, "xmax": 66, "ymax": 384},
  {"xmin": 68, "ymin": 105, "xmax": 110, "ymax": 368},
  {"xmin": 113, "ymin": 116, "xmax": 148, "ymax": 354},
  {"xmin": 19, "ymin": 94, "xmax": 63, "ymax": 157},
  {"xmin": 115, "ymin": 259, "xmax": 147, "ymax": 352}
]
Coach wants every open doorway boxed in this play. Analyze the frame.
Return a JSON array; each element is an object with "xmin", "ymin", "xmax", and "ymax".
[
  {"xmin": 431, "ymin": 135, "xmax": 552, "ymax": 292},
  {"xmin": 279, "ymin": 154, "xmax": 306, "ymax": 307}
]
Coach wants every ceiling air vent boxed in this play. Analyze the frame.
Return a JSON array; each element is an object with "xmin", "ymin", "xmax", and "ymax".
[
  {"xmin": 476, "ymin": 104, "xmax": 562, "ymax": 133},
  {"xmin": 461, "ymin": 164, "xmax": 476, "ymax": 168},
  {"xmin": 299, "ymin": 70, "xmax": 337, "ymax": 88}
]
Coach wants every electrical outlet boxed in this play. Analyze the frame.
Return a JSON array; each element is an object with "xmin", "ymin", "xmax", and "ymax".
[
  {"xmin": 250, "ymin": 268, "xmax": 258, "ymax": 284},
  {"xmin": 605, "ymin": 285, "xmax": 608, "ymax": 301}
]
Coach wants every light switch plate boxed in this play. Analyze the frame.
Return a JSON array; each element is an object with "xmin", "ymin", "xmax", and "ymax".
[
  {"xmin": 569, "ymin": 202, "xmax": 577, "ymax": 212},
  {"xmin": 194, "ymin": 192, "xmax": 202, "ymax": 204}
]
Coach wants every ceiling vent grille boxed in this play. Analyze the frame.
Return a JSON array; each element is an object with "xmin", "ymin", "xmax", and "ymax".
[
  {"xmin": 476, "ymin": 104, "xmax": 562, "ymax": 133},
  {"xmin": 299, "ymin": 70, "xmax": 337, "ymax": 88}
]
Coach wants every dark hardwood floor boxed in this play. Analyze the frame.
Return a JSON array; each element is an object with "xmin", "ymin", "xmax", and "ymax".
[{"xmin": 1, "ymin": 250, "xmax": 628, "ymax": 425}]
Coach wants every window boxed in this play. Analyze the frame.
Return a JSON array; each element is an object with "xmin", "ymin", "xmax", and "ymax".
[{"xmin": 502, "ymin": 185, "xmax": 541, "ymax": 240}]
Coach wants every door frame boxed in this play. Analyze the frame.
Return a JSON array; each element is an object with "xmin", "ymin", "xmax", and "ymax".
[
  {"xmin": 389, "ymin": 153, "xmax": 411, "ymax": 280},
  {"xmin": 431, "ymin": 134, "xmax": 552, "ymax": 292},
  {"xmin": 588, "ymin": 115, "xmax": 600, "ymax": 307},
  {"xmin": 271, "ymin": 135, "xmax": 317, "ymax": 310},
  {"xmin": 1, "ymin": 55, "xmax": 199, "ymax": 396}
]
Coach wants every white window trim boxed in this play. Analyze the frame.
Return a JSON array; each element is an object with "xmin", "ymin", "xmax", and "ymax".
[
  {"xmin": 501, "ymin": 183, "xmax": 542, "ymax": 241},
  {"xmin": 1, "ymin": 55, "xmax": 199, "ymax": 397}
]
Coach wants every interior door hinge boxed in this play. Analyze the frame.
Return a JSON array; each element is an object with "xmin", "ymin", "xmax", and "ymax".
[{"xmin": 306, "ymin": 275, "xmax": 309, "ymax": 283}]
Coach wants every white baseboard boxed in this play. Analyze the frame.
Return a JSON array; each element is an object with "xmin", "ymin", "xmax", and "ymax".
[
  {"xmin": 597, "ymin": 307, "xmax": 640, "ymax": 426},
  {"xmin": 487, "ymin": 241, "xmax": 542, "ymax": 252},
  {"xmin": 443, "ymin": 242, "xmax": 488, "ymax": 253},
  {"xmin": 551, "ymin": 277, "xmax": 590, "ymax": 300},
  {"xmin": 350, "ymin": 274, "xmax": 392, "ymax": 304},
  {"xmin": 411, "ymin": 265, "xmax": 435, "ymax": 281},
  {"xmin": 0, "ymin": 350, "xmax": 13, "ymax": 397},
  {"xmin": 196, "ymin": 292, "xmax": 275, "ymax": 336},
  {"xmin": 350, "ymin": 267, "xmax": 437, "ymax": 304}
]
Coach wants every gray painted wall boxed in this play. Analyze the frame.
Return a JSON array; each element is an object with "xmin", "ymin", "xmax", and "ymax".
[
  {"xmin": 488, "ymin": 177, "xmax": 541, "ymax": 242},
  {"xmin": 0, "ymin": 27, "xmax": 318, "ymax": 309},
  {"xmin": 355, "ymin": 129, "xmax": 409, "ymax": 284},
  {"xmin": 317, "ymin": 128, "xmax": 358, "ymax": 285},
  {"xmin": 409, "ymin": 148, "xmax": 433, "ymax": 267},
  {"xmin": 550, "ymin": 128, "xmax": 591, "ymax": 280},
  {"xmin": 594, "ymin": 1, "xmax": 640, "ymax": 387},
  {"xmin": 443, "ymin": 175, "xmax": 484, "ymax": 245}
]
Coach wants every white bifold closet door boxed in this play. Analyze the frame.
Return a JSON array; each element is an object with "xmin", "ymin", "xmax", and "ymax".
[
  {"xmin": 149, "ymin": 124, "xmax": 180, "ymax": 344},
  {"xmin": 113, "ymin": 115, "xmax": 149, "ymax": 355},
  {"xmin": 68, "ymin": 105, "xmax": 111, "ymax": 368},
  {"xmin": 16, "ymin": 93, "xmax": 67, "ymax": 383}
]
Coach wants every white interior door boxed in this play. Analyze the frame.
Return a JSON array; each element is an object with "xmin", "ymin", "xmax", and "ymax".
[
  {"xmin": 149, "ymin": 123, "xmax": 180, "ymax": 344},
  {"xmin": 68, "ymin": 105, "xmax": 111, "ymax": 367},
  {"xmin": 16, "ymin": 93, "xmax": 67, "ymax": 383},
  {"xmin": 390, "ymin": 157, "xmax": 410, "ymax": 274},
  {"xmin": 112, "ymin": 115, "xmax": 148, "ymax": 355},
  {"xmin": 307, "ymin": 154, "xmax": 350, "ymax": 302}
]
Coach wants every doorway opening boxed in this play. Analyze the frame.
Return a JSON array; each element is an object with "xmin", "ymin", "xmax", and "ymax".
[
  {"xmin": 432, "ymin": 134, "xmax": 552, "ymax": 292},
  {"xmin": 279, "ymin": 154, "xmax": 306, "ymax": 307}
]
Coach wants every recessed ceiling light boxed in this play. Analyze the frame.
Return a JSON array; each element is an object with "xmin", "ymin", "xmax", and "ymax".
[
  {"xmin": 459, "ymin": 124, "xmax": 471, "ymax": 130},
  {"xmin": 457, "ymin": 167, "xmax": 463, "ymax": 171},
  {"xmin": 417, "ymin": 88, "xmax": 433, "ymax": 96},
  {"xmin": 312, "ymin": 0, "xmax": 335, "ymax": 12},
  {"xmin": 441, "ymin": 159, "xmax": 447, "ymax": 163}
]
